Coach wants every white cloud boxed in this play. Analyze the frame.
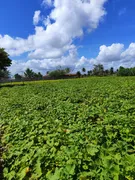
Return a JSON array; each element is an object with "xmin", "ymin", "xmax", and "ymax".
[
  {"xmin": 33, "ymin": 10, "xmax": 41, "ymax": 25},
  {"xmin": 90, "ymin": 43, "xmax": 135, "ymax": 70},
  {"xmin": 0, "ymin": 0, "xmax": 111, "ymax": 75},
  {"xmin": 96, "ymin": 43, "xmax": 124, "ymax": 63},
  {"xmin": 43, "ymin": 16, "xmax": 51, "ymax": 26},
  {"xmin": 9, "ymin": 42, "xmax": 135, "ymax": 75},
  {"xmin": 9, "ymin": 46, "xmax": 79, "ymax": 75},
  {"xmin": 0, "ymin": 0, "xmax": 107, "ymax": 60},
  {"xmin": 0, "ymin": 35, "xmax": 33, "ymax": 56}
]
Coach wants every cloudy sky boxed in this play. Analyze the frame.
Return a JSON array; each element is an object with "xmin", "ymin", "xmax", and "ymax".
[{"xmin": 0, "ymin": 0, "xmax": 135, "ymax": 75}]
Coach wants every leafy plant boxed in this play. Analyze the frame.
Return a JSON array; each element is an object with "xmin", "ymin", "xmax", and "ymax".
[{"xmin": 0, "ymin": 77, "xmax": 135, "ymax": 179}]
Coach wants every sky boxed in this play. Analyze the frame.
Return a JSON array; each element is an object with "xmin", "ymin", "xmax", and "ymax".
[{"xmin": 0, "ymin": 0, "xmax": 135, "ymax": 75}]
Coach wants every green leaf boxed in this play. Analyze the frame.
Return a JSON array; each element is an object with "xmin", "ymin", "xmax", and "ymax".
[
  {"xmin": 35, "ymin": 160, "xmax": 42, "ymax": 177},
  {"xmin": 66, "ymin": 164, "xmax": 75, "ymax": 175},
  {"xmin": 46, "ymin": 168, "xmax": 61, "ymax": 180}
]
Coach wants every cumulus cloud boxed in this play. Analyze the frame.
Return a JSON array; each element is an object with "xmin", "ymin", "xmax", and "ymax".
[
  {"xmin": 90, "ymin": 43, "xmax": 135, "ymax": 70},
  {"xmin": 9, "ymin": 46, "xmax": 79, "ymax": 75},
  {"xmin": 0, "ymin": 0, "xmax": 112, "ymax": 75},
  {"xmin": 93, "ymin": 43, "xmax": 124, "ymax": 66},
  {"xmin": 0, "ymin": 0, "xmax": 107, "ymax": 60},
  {"xmin": 0, "ymin": 35, "xmax": 32, "ymax": 56},
  {"xmin": 9, "ymin": 42, "xmax": 135, "ymax": 75},
  {"xmin": 33, "ymin": 10, "xmax": 41, "ymax": 25}
]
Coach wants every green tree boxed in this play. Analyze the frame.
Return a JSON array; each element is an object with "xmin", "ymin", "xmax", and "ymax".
[
  {"xmin": 65, "ymin": 67, "xmax": 70, "ymax": 74},
  {"xmin": 37, "ymin": 72, "xmax": 43, "ymax": 79},
  {"xmin": 87, "ymin": 70, "xmax": 92, "ymax": 76},
  {"xmin": 104, "ymin": 69, "xmax": 109, "ymax": 76},
  {"xmin": 24, "ymin": 68, "xmax": 35, "ymax": 79},
  {"xmin": 76, "ymin": 71, "xmax": 81, "ymax": 78},
  {"xmin": 110, "ymin": 67, "xmax": 114, "ymax": 75},
  {"xmin": 0, "ymin": 69, "xmax": 10, "ymax": 79},
  {"xmin": 49, "ymin": 68, "xmax": 70, "ymax": 79},
  {"xmin": 14, "ymin": 74, "xmax": 22, "ymax": 80},
  {"xmin": 0, "ymin": 48, "xmax": 12, "ymax": 70},
  {"xmin": 117, "ymin": 66, "xmax": 135, "ymax": 76},
  {"xmin": 0, "ymin": 48, "xmax": 12, "ymax": 79},
  {"xmin": 93, "ymin": 64, "xmax": 104, "ymax": 76},
  {"xmin": 34, "ymin": 72, "xmax": 43, "ymax": 79},
  {"xmin": 24, "ymin": 68, "xmax": 43, "ymax": 79},
  {"xmin": 82, "ymin": 67, "xmax": 86, "ymax": 73}
]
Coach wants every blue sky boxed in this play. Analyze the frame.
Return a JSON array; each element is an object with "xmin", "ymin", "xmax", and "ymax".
[{"xmin": 0, "ymin": 0, "xmax": 135, "ymax": 74}]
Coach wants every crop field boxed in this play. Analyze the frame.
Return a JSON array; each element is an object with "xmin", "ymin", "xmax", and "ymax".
[{"xmin": 0, "ymin": 77, "xmax": 135, "ymax": 180}]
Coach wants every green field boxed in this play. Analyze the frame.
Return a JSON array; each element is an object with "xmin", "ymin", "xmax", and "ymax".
[{"xmin": 0, "ymin": 77, "xmax": 135, "ymax": 180}]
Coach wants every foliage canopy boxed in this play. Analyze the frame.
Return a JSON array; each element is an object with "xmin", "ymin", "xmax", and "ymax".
[{"xmin": 0, "ymin": 77, "xmax": 135, "ymax": 179}]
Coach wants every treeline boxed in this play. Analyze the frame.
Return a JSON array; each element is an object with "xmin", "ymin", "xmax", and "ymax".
[
  {"xmin": 117, "ymin": 66, "xmax": 135, "ymax": 76},
  {"xmin": 14, "ymin": 68, "xmax": 43, "ymax": 81},
  {"xmin": 1, "ymin": 48, "xmax": 135, "ymax": 81},
  {"xmin": 13, "ymin": 64, "xmax": 135, "ymax": 80},
  {"xmin": 77, "ymin": 65, "xmax": 135, "ymax": 77},
  {"xmin": 2, "ymin": 65, "xmax": 135, "ymax": 82},
  {"xmin": 13, "ymin": 68, "xmax": 70, "ymax": 81}
]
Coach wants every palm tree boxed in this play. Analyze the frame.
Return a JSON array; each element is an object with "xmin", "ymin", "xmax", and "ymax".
[
  {"xmin": 82, "ymin": 67, "xmax": 86, "ymax": 73},
  {"xmin": 110, "ymin": 67, "xmax": 114, "ymax": 75},
  {"xmin": 76, "ymin": 71, "xmax": 81, "ymax": 78},
  {"xmin": 24, "ymin": 68, "xmax": 34, "ymax": 79}
]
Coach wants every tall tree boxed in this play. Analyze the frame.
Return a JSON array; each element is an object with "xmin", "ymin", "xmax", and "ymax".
[
  {"xmin": 24, "ymin": 68, "xmax": 35, "ymax": 79},
  {"xmin": 34, "ymin": 72, "xmax": 43, "ymax": 79},
  {"xmin": 0, "ymin": 48, "xmax": 12, "ymax": 70},
  {"xmin": 0, "ymin": 48, "xmax": 12, "ymax": 80},
  {"xmin": 65, "ymin": 67, "xmax": 70, "ymax": 74},
  {"xmin": 82, "ymin": 67, "xmax": 86, "ymax": 73},
  {"xmin": 110, "ymin": 67, "xmax": 114, "ymax": 75},
  {"xmin": 76, "ymin": 71, "xmax": 81, "ymax": 78},
  {"xmin": 0, "ymin": 69, "xmax": 10, "ymax": 79},
  {"xmin": 93, "ymin": 64, "xmax": 104, "ymax": 76},
  {"xmin": 14, "ymin": 74, "xmax": 22, "ymax": 80},
  {"xmin": 87, "ymin": 70, "xmax": 92, "ymax": 76}
]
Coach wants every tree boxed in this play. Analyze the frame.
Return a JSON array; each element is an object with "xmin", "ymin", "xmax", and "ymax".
[
  {"xmin": 33, "ymin": 72, "xmax": 43, "ymax": 79},
  {"xmin": 87, "ymin": 70, "xmax": 92, "ymax": 76},
  {"xmin": 24, "ymin": 68, "xmax": 35, "ymax": 79},
  {"xmin": 37, "ymin": 72, "xmax": 43, "ymax": 79},
  {"xmin": 0, "ymin": 48, "xmax": 12, "ymax": 70},
  {"xmin": 14, "ymin": 74, "xmax": 22, "ymax": 80},
  {"xmin": 65, "ymin": 67, "xmax": 70, "ymax": 74},
  {"xmin": 104, "ymin": 69, "xmax": 109, "ymax": 76},
  {"xmin": 24, "ymin": 68, "xmax": 43, "ymax": 80},
  {"xmin": 82, "ymin": 67, "xmax": 86, "ymax": 73},
  {"xmin": 0, "ymin": 69, "xmax": 10, "ymax": 79},
  {"xmin": 93, "ymin": 64, "xmax": 104, "ymax": 76},
  {"xmin": 76, "ymin": 71, "xmax": 81, "ymax": 78},
  {"xmin": 48, "ymin": 68, "xmax": 70, "ymax": 79},
  {"xmin": 117, "ymin": 66, "xmax": 135, "ymax": 76},
  {"xmin": 110, "ymin": 67, "xmax": 114, "ymax": 75},
  {"xmin": 0, "ymin": 48, "xmax": 12, "ymax": 80}
]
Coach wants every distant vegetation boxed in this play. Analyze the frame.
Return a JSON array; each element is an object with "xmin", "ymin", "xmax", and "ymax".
[
  {"xmin": 1, "ymin": 48, "xmax": 135, "ymax": 179},
  {"xmin": 12, "ymin": 65, "xmax": 135, "ymax": 82},
  {"xmin": 117, "ymin": 66, "xmax": 135, "ymax": 76},
  {"xmin": 0, "ymin": 77, "xmax": 135, "ymax": 179},
  {"xmin": 1, "ymin": 48, "xmax": 135, "ymax": 82}
]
